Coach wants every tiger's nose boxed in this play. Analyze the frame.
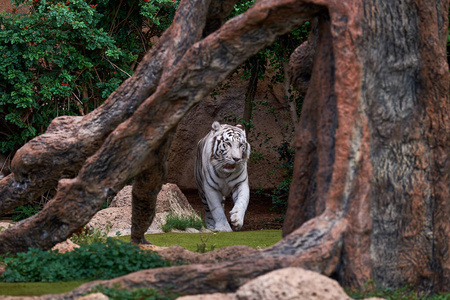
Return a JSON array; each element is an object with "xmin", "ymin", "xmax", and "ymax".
[{"xmin": 232, "ymin": 157, "xmax": 240, "ymax": 162}]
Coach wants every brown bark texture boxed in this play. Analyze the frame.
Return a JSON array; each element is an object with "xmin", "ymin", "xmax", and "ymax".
[
  {"xmin": 0, "ymin": 0, "xmax": 318, "ymax": 251},
  {"xmin": 284, "ymin": 0, "xmax": 450, "ymax": 293},
  {"xmin": 0, "ymin": 0, "xmax": 448, "ymax": 296}
]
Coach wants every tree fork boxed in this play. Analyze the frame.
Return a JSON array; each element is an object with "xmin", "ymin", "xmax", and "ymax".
[
  {"xmin": 0, "ymin": 0, "xmax": 319, "ymax": 254},
  {"xmin": 0, "ymin": 0, "xmax": 230, "ymax": 216}
]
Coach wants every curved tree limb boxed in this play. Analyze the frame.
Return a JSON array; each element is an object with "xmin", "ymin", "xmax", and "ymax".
[
  {"xmin": 38, "ymin": 213, "xmax": 346, "ymax": 299},
  {"xmin": 129, "ymin": 0, "xmax": 239, "ymax": 244},
  {"xmin": 0, "ymin": 0, "xmax": 227, "ymax": 216},
  {"xmin": 0, "ymin": 0, "xmax": 320, "ymax": 254}
]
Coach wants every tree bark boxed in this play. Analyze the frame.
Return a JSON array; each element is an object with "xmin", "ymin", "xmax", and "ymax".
[
  {"xmin": 0, "ymin": 0, "xmax": 318, "ymax": 253},
  {"xmin": 0, "ymin": 0, "xmax": 448, "ymax": 296},
  {"xmin": 242, "ymin": 56, "xmax": 261, "ymax": 133},
  {"xmin": 130, "ymin": 130, "xmax": 174, "ymax": 244},
  {"xmin": 284, "ymin": 0, "xmax": 449, "ymax": 292},
  {"xmin": 0, "ymin": 0, "xmax": 215, "ymax": 215}
]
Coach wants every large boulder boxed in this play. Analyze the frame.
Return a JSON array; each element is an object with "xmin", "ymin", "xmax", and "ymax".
[
  {"xmin": 87, "ymin": 183, "xmax": 201, "ymax": 236},
  {"xmin": 178, "ymin": 267, "xmax": 386, "ymax": 300},
  {"xmin": 51, "ymin": 240, "xmax": 80, "ymax": 253}
]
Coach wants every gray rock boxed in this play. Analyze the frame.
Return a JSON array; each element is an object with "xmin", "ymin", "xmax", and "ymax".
[
  {"xmin": 87, "ymin": 183, "xmax": 201, "ymax": 235},
  {"xmin": 177, "ymin": 268, "xmax": 386, "ymax": 300}
]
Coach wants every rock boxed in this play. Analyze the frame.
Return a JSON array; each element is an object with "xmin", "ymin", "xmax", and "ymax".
[
  {"xmin": 148, "ymin": 183, "xmax": 200, "ymax": 233},
  {"xmin": 87, "ymin": 206, "xmax": 133, "ymax": 236},
  {"xmin": 235, "ymin": 267, "xmax": 352, "ymax": 300},
  {"xmin": 87, "ymin": 183, "xmax": 201, "ymax": 236},
  {"xmin": 51, "ymin": 239, "xmax": 80, "ymax": 253},
  {"xmin": 0, "ymin": 221, "xmax": 13, "ymax": 231},
  {"xmin": 178, "ymin": 267, "xmax": 385, "ymax": 300},
  {"xmin": 75, "ymin": 293, "xmax": 109, "ymax": 300},
  {"xmin": 177, "ymin": 293, "xmax": 234, "ymax": 300},
  {"xmin": 109, "ymin": 185, "xmax": 133, "ymax": 207}
]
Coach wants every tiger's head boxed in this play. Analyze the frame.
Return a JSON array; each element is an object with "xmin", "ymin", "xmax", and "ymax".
[{"xmin": 210, "ymin": 121, "xmax": 250, "ymax": 173}]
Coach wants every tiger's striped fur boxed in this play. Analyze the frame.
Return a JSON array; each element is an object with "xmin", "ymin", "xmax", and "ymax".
[{"xmin": 194, "ymin": 121, "xmax": 251, "ymax": 232}]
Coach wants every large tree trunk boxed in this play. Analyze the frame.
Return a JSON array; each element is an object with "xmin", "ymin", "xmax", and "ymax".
[
  {"xmin": 0, "ymin": 0, "xmax": 318, "ymax": 252},
  {"xmin": 284, "ymin": 0, "xmax": 450, "ymax": 292},
  {"xmin": 0, "ymin": 0, "xmax": 448, "ymax": 296}
]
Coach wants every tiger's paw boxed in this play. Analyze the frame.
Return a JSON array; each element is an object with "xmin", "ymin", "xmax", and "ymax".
[
  {"xmin": 230, "ymin": 208, "xmax": 244, "ymax": 230},
  {"xmin": 214, "ymin": 223, "xmax": 233, "ymax": 232}
]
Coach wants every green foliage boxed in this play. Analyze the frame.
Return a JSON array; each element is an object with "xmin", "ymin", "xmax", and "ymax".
[
  {"xmin": 0, "ymin": 281, "xmax": 88, "ymax": 296},
  {"xmin": 11, "ymin": 205, "xmax": 40, "ymax": 222},
  {"xmin": 161, "ymin": 213, "xmax": 204, "ymax": 233},
  {"xmin": 0, "ymin": 238, "xmax": 171, "ymax": 282},
  {"xmin": 139, "ymin": 0, "xmax": 178, "ymax": 30},
  {"xmin": 89, "ymin": 283, "xmax": 179, "ymax": 300},
  {"xmin": 0, "ymin": 0, "xmax": 178, "ymax": 153},
  {"xmin": 195, "ymin": 233, "xmax": 216, "ymax": 253},
  {"xmin": 69, "ymin": 221, "xmax": 117, "ymax": 247},
  {"xmin": 264, "ymin": 139, "xmax": 296, "ymax": 213},
  {"xmin": 347, "ymin": 281, "xmax": 450, "ymax": 300}
]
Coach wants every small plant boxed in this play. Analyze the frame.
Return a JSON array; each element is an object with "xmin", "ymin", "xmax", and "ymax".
[
  {"xmin": 195, "ymin": 233, "xmax": 216, "ymax": 253},
  {"xmin": 70, "ymin": 221, "xmax": 113, "ymax": 247},
  {"xmin": 0, "ymin": 223, "xmax": 12, "ymax": 232},
  {"xmin": 346, "ymin": 280, "xmax": 450, "ymax": 300},
  {"xmin": 161, "ymin": 213, "xmax": 204, "ymax": 233},
  {"xmin": 11, "ymin": 205, "xmax": 41, "ymax": 222},
  {"xmin": 89, "ymin": 283, "xmax": 179, "ymax": 300},
  {"xmin": 0, "ymin": 238, "xmax": 172, "ymax": 282}
]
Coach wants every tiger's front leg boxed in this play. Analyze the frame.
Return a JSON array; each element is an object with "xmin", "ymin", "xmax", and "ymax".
[
  {"xmin": 204, "ymin": 186, "xmax": 233, "ymax": 232},
  {"xmin": 230, "ymin": 182, "xmax": 250, "ymax": 230}
]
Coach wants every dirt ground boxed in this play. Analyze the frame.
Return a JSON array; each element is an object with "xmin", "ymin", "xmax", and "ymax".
[{"xmin": 183, "ymin": 190, "xmax": 285, "ymax": 231}]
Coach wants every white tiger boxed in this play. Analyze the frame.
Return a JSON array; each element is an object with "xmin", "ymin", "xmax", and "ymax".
[{"xmin": 194, "ymin": 121, "xmax": 251, "ymax": 232}]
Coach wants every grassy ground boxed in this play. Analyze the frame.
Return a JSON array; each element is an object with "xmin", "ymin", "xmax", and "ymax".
[
  {"xmin": 0, "ymin": 230, "xmax": 282, "ymax": 297},
  {"xmin": 0, "ymin": 281, "xmax": 89, "ymax": 296},
  {"xmin": 117, "ymin": 230, "xmax": 283, "ymax": 252},
  {"xmin": 2, "ymin": 230, "xmax": 449, "ymax": 299}
]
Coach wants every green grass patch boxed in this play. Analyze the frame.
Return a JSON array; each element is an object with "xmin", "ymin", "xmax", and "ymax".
[
  {"xmin": 0, "ymin": 238, "xmax": 171, "ymax": 283},
  {"xmin": 161, "ymin": 213, "xmax": 204, "ymax": 232},
  {"xmin": 0, "ymin": 281, "xmax": 88, "ymax": 296},
  {"xmin": 70, "ymin": 221, "xmax": 114, "ymax": 247},
  {"xmin": 116, "ymin": 230, "xmax": 283, "ymax": 252},
  {"xmin": 89, "ymin": 283, "xmax": 179, "ymax": 300}
]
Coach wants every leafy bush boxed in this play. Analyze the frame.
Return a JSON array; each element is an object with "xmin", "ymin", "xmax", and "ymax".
[
  {"xmin": 269, "ymin": 139, "xmax": 296, "ymax": 212},
  {"xmin": 347, "ymin": 281, "xmax": 450, "ymax": 300},
  {"xmin": 69, "ymin": 221, "xmax": 116, "ymax": 247},
  {"xmin": 161, "ymin": 213, "xmax": 204, "ymax": 233},
  {"xmin": 0, "ymin": 238, "xmax": 172, "ymax": 282},
  {"xmin": 11, "ymin": 205, "xmax": 41, "ymax": 222},
  {"xmin": 0, "ymin": 0, "xmax": 177, "ymax": 153},
  {"xmin": 89, "ymin": 283, "xmax": 179, "ymax": 300}
]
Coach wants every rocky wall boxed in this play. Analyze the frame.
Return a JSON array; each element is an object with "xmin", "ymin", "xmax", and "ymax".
[{"xmin": 167, "ymin": 71, "xmax": 296, "ymax": 190}]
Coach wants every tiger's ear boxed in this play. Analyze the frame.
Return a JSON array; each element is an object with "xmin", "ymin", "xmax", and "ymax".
[
  {"xmin": 236, "ymin": 124, "xmax": 246, "ymax": 136},
  {"xmin": 212, "ymin": 121, "xmax": 221, "ymax": 131},
  {"xmin": 236, "ymin": 124, "xmax": 245, "ymax": 130}
]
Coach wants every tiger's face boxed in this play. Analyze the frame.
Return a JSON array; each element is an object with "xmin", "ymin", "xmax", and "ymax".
[{"xmin": 210, "ymin": 121, "xmax": 250, "ymax": 173}]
